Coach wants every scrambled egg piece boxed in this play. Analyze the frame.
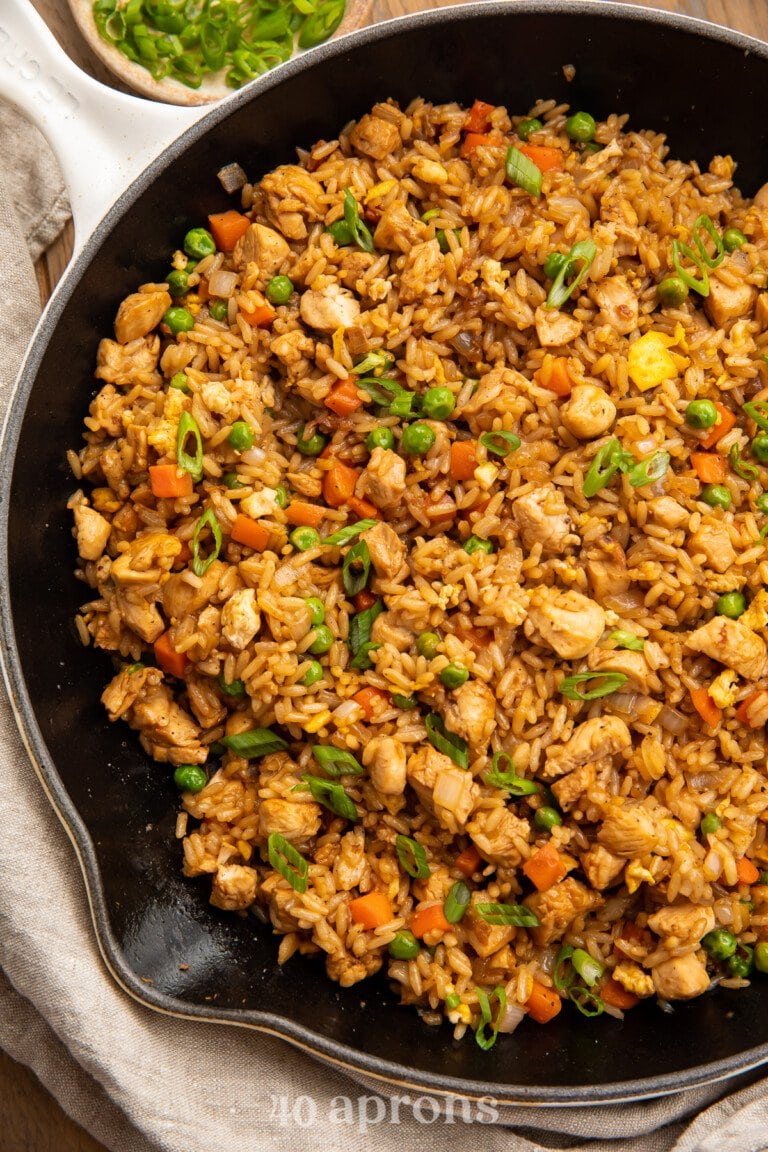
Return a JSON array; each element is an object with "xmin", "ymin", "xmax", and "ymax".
[
  {"xmin": 612, "ymin": 961, "xmax": 655, "ymax": 998},
  {"xmin": 365, "ymin": 179, "xmax": 397, "ymax": 205},
  {"xmin": 625, "ymin": 859, "xmax": 656, "ymax": 894},
  {"xmin": 740, "ymin": 588, "xmax": 768, "ymax": 633},
  {"xmin": 332, "ymin": 325, "xmax": 346, "ymax": 362},
  {"xmin": 627, "ymin": 330, "xmax": 689, "ymax": 391},
  {"xmin": 146, "ymin": 387, "xmax": 188, "ymax": 455},
  {"xmin": 709, "ymin": 668, "xmax": 739, "ymax": 708}
]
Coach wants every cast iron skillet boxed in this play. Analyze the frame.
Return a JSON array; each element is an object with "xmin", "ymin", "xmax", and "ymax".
[{"xmin": 3, "ymin": 0, "xmax": 768, "ymax": 1106}]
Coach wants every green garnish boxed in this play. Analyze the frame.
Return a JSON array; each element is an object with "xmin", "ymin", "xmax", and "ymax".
[
  {"xmin": 582, "ymin": 438, "xmax": 633, "ymax": 497},
  {"xmin": 311, "ymin": 745, "xmax": 363, "ymax": 777},
  {"xmin": 177, "ymin": 410, "xmax": 204, "ymax": 481},
  {"xmin": 672, "ymin": 238, "xmax": 710, "ymax": 296},
  {"xmin": 479, "ymin": 430, "xmax": 521, "ymax": 456},
  {"xmin": 222, "ymin": 728, "xmax": 288, "ymax": 758},
  {"xmin": 475, "ymin": 903, "xmax": 540, "ymax": 927},
  {"xmin": 341, "ymin": 540, "xmax": 371, "ymax": 597},
  {"xmin": 559, "ymin": 671, "xmax": 628, "ymax": 701},
  {"xmin": 627, "ymin": 451, "xmax": 670, "ymax": 488},
  {"xmin": 505, "ymin": 146, "xmax": 542, "ymax": 198},
  {"xmin": 267, "ymin": 832, "xmax": 309, "ymax": 893},
  {"xmin": 475, "ymin": 985, "xmax": 506, "ymax": 1051},
  {"xmin": 395, "ymin": 834, "xmax": 430, "ymax": 879},
  {"xmin": 351, "ymin": 349, "xmax": 395, "ymax": 376},
  {"xmin": 546, "ymin": 239, "xmax": 597, "ymax": 309},
  {"xmin": 294, "ymin": 774, "xmax": 358, "ymax": 822},
  {"xmin": 730, "ymin": 443, "xmax": 759, "ymax": 482},
  {"xmin": 343, "ymin": 187, "xmax": 374, "ymax": 253},
  {"xmin": 483, "ymin": 750, "xmax": 540, "ymax": 796},
  {"xmin": 443, "ymin": 881, "xmax": 471, "ymax": 923},
  {"xmin": 322, "ymin": 519, "xmax": 378, "ymax": 546},
  {"xmin": 608, "ymin": 630, "xmax": 645, "ymax": 651},
  {"xmin": 692, "ymin": 214, "xmax": 725, "ymax": 270},
  {"xmin": 191, "ymin": 507, "xmax": 221, "ymax": 576},
  {"xmin": 347, "ymin": 599, "xmax": 383, "ymax": 670},
  {"xmin": 743, "ymin": 399, "xmax": 768, "ymax": 432},
  {"xmin": 425, "ymin": 712, "xmax": 469, "ymax": 769}
]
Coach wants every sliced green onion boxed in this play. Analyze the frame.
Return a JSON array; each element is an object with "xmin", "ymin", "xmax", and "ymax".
[
  {"xmin": 311, "ymin": 745, "xmax": 363, "ymax": 777},
  {"xmin": 389, "ymin": 391, "xmax": 419, "ymax": 420},
  {"xmin": 559, "ymin": 671, "xmax": 628, "ymax": 701},
  {"xmin": 505, "ymin": 146, "xmax": 542, "ymax": 198},
  {"xmin": 352, "ymin": 349, "xmax": 395, "ymax": 375},
  {"xmin": 349, "ymin": 642, "xmax": 381, "ymax": 671},
  {"xmin": 475, "ymin": 902, "xmax": 540, "ymax": 927},
  {"xmin": 355, "ymin": 376, "xmax": 405, "ymax": 406},
  {"xmin": 693, "ymin": 214, "xmax": 725, "ymax": 270},
  {"xmin": 570, "ymin": 986, "xmax": 605, "ymax": 1017},
  {"xmin": 483, "ymin": 750, "xmax": 540, "ymax": 796},
  {"xmin": 343, "ymin": 187, "xmax": 374, "ymax": 253},
  {"xmin": 322, "ymin": 519, "xmax": 378, "ymax": 546},
  {"xmin": 223, "ymin": 728, "xmax": 288, "ymax": 758},
  {"xmin": 444, "ymin": 881, "xmax": 471, "ymax": 923},
  {"xmin": 554, "ymin": 946, "xmax": 576, "ymax": 995},
  {"xmin": 191, "ymin": 507, "xmax": 221, "ymax": 577},
  {"xmin": 217, "ymin": 673, "xmax": 245, "ymax": 697},
  {"xmin": 342, "ymin": 540, "xmax": 371, "ymax": 597},
  {"xmin": 672, "ymin": 238, "xmax": 710, "ymax": 296},
  {"xmin": 294, "ymin": 774, "xmax": 358, "ymax": 822},
  {"xmin": 475, "ymin": 985, "xmax": 506, "ymax": 1051},
  {"xmin": 298, "ymin": 0, "xmax": 345, "ymax": 48},
  {"xmin": 582, "ymin": 438, "xmax": 634, "ymax": 498},
  {"xmin": 425, "ymin": 712, "xmax": 469, "ymax": 769},
  {"xmin": 730, "ymin": 443, "xmax": 760, "ymax": 482},
  {"xmin": 177, "ymin": 410, "xmax": 203, "ymax": 481},
  {"xmin": 395, "ymin": 834, "xmax": 430, "ymax": 879},
  {"xmin": 267, "ymin": 831, "xmax": 308, "ymax": 893},
  {"xmin": 546, "ymin": 239, "xmax": 597, "ymax": 310},
  {"xmin": 627, "ymin": 450, "xmax": 670, "ymax": 488},
  {"xmin": 608, "ymin": 630, "xmax": 645, "ymax": 651},
  {"xmin": 571, "ymin": 947, "xmax": 606, "ymax": 987},
  {"xmin": 743, "ymin": 400, "xmax": 768, "ymax": 432},
  {"xmin": 479, "ymin": 430, "xmax": 521, "ymax": 456},
  {"xmin": 348, "ymin": 598, "xmax": 384, "ymax": 663}
]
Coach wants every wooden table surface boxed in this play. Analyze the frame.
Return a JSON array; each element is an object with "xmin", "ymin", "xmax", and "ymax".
[{"xmin": 6, "ymin": 0, "xmax": 767, "ymax": 1147}]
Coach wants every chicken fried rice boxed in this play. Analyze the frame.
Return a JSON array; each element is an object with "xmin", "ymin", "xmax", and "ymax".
[{"xmin": 69, "ymin": 96, "xmax": 768, "ymax": 1045}]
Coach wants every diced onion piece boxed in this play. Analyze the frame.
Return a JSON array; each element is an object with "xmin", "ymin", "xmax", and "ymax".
[
  {"xmin": 332, "ymin": 699, "xmax": 364, "ymax": 724},
  {"xmin": 497, "ymin": 1001, "xmax": 526, "ymax": 1034},
  {"xmin": 657, "ymin": 704, "xmax": 688, "ymax": 735},
  {"xmin": 433, "ymin": 770, "xmax": 467, "ymax": 813},
  {"xmin": 218, "ymin": 162, "xmax": 248, "ymax": 193},
  {"xmin": 208, "ymin": 269, "xmax": 239, "ymax": 298},
  {"xmin": 241, "ymin": 447, "xmax": 266, "ymax": 465}
]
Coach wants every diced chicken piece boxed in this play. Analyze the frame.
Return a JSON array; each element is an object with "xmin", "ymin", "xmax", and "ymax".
[
  {"xmin": 73, "ymin": 504, "xmax": 112, "ymax": 561},
  {"xmin": 687, "ymin": 522, "xmax": 737, "ymax": 575},
  {"xmin": 95, "ymin": 336, "xmax": 161, "ymax": 387},
  {"xmin": 114, "ymin": 290, "xmax": 171, "ymax": 344},
  {"xmin": 552, "ymin": 762, "xmax": 596, "ymax": 812},
  {"xmin": 358, "ymin": 447, "xmax": 407, "ymax": 510},
  {"xmin": 332, "ymin": 828, "xmax": 369, "ymax": 891},
  {"xmin": 647, "ymin": 902, "xmax": 716, "ymax": 947},
  {"xmin": 413, "ymin": 864, "xmax": 454, "ymax": 905},
  {"xmin": 364, "ymin": 521, "xmax": 406, "ymax": 579},
  {"xmin": 652, "ymin": 953, "xmax": 711, "ymax": 1001},
  {"xmin": 587, "ymin": 648, "xmax": 661, "ymax": 694},
  {"xmin": 513, "ymin": 483, "xmax": 574, "ymax": 555},
  {"xmin": 186, "ymin": 672, "xmax": 227, "ymax": 729},
  {"xmin": 704, "ymin": 275, "xmax": 756, "ymax": 328},
  {"xmin": 545, "ymin": 716, "xmax": 631, "ymax": 778},
  {"xmin": 585, "ymin": 538, "xmax": 629, "ymax": 599},
  {"xmin": 221, "ymin": 588, "xmax": 260, "ymax": 651},
  {"xmin": 349, "ymin": 112, "xmax": 401, "ymax": 160},
  {"xmin": 524, "ymin": 877, "xmax": 603, "ymax": 947},
  {"xmin": 685, "ymin": 616, "xmax": 768, "ymax": 681},
  {"xmin": 337, "ymin": 249, "xmax": 376, "ymax": 291},
  {"xmin": 526, "ymin": 586, "xmax": 606, "ymax": 660},
  {"xmin": 591, "ymin": 275, "xmax": 639, "ymax": 335},
  {"xmin": 299, "ymin": 284, "xmax": 361, "ymax": 332},
  {"xmin": 232, "ymin": 222, "xmax": 291, "ymax": 276},
  {"xmin": 457, "ymin": 364, "xmax": 527, "ymax": 432},
  {"xmin": 110, "ymin": 532, "xmax": 182, "ymax": 587},
  {"xmin": 651, "ymin": 496, "xmax": 689, "ymax": 529},
  {"xmin": 162, "ymin": 560, "xmax": 225, "ymax": 621},
  {"xmin": 406, "ymin": 746, "xmax": 479, "ymax": 834},
  {"xmin": 101, "ymin": 663, "xmax": 155, "ymax": 719},
  {"xmin": 258, "ymin": 797, "xmax": 322, "ymax": 845},
  {"xmin": 259, "ymin": 164, "xmax": 325, "ymax": 240},
  {"xmin": 210, "ymin": 863, "xmax": 258, "ymax": 911},
  {"xmin": 399, "ymin": 239, "xmax": 445, "ymax": 304},
  {"xmin": 270, "ymin": 328, "xmax": 315, "ymax": 370},
  {"xmin": 612, "ymin": 961, "xmax": 655, "ymax": 998},
  {"xmin": 597, "ymin": 800, "xmax": 665, "ymax": 858},
  {"xmin": 561, "ymin": 383, "xmax": 617, "ymax": 439},
  {"xmin": 325, "ymin": 949, "xmax": 383, "ymax": 987},
  {"xmin": 443, "ymin": 680, "xmax": 496, "ymax": 747},
  {"xmin": 114, "ymin": 590, "xmax": 165, "ymax": 644},
  {"xmin": 371, "ymin": 611, "xmax": 412, "ymax": 652},
  {"xmin": 111, "ymin": 674, "xmax": 206, "ymax": 766},
  {"xmin": 463, "ymin": 897, "xmax": 515, "ymax": 958},
  {"xmin": 579, "ymin": 843, "xmax": 625, "ymax": 890},
  {"xmin": 363, "ymin": 735, "xmax": 407, "ymax": 795},
  {"xmin": 373, "ymin": 200, "xmax": 427, "ymax": 252},
  {"xmin": 466, "ymin": 806, "xmax": 530, "ymax": 869},
  {"xmin": 534, "ymin": 305, "xmax": 583, "ymax": 347},
  {"xmin": 755, "ymin": 182, "xmax": 768, "ymax": 209}
]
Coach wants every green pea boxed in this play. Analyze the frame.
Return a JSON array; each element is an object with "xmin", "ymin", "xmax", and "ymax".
[
  {"xmin": 727, "ymin": 945, "xmax": 754, "ymax": 979},
  {"xmin": 440, "ymin": 663, "xmax": 469, "ymax": 690},
  {"xmin": 565, "ymin": 111, "xmax": 596, "ymax": 143},
  {"xmin": 265, "ymin": 275, "xmax": 294, "ymax": 305},
  {"xmin": 169, "ymin": 372, "xmax": 190, "ymax": 394},
  {"xmin": 222, "ymin": 472, "xmax": 245, "ymax": 490},
  {"xmin": 301, "ymin": 660, "xmax": 324, "ymax": 687},
  {"xmin": 366, "ymin": 427, "xmax": 395, "ymax": 452},
  {"xmin": 392, "ymin": 693, "xmax": 418, "ymax": 710},
  {"xmin": 463, "ymin": 536, "xmax": 495, "ymax": 555},
  {"xmin": 700, "ymin": 483, "xmax": 732, "ymax": 510},
  {"xmin": 517, "ymin": 117, "xmax": 543, "ymax": 142},
  {"xmin": 752, "ymin": 434, "xmax": 768, "ymax": 463},
  {"xmin": 700, "ymin": 811, "xmax": 722, "ymax": 835},
  {"xmin": 275, "ymin": 484, "xmax": 290, "ymax": 508},
  {"xmin": 308, "ymin": 623, "xmax": 334, "ymax": 654},
  {"xmin": 416, "ymin": 631, "xmax": 441, "ymax": 659},
  {"xmin": 290, "ymin": 526, "xmax": 321, "ymax": 552},
  {"xmin": 723, "ymin": 227, "xmax": 747, "ymax": 252},
  {"xmin": 657, "ymin": 276, "xmax": 689, "ymax": 307},
  {"xmin": 543, "ymin": 251, "xmax": 568, "ymax": 280},
  {"xmin": 327, "ymin": 219, "xmax": 354, "ymax": 246},
  {"xmin": 401, "ymin": 422, "xmax": 436, "ymax": 456},
  {"xmin": 173, "ymin": 764, "xmax": 207, "ymax": 793},
  {"xmin": 305, "ymin": 597, "xmax": 325, "ymax": 626},
  {"xmin": 684, "ymin": 399, "xmax": 718, "ymax": 429},
  {"xmin": 228, "ymin": 421, "xmax": 255, "ymax": 452},
  {"xmin": 754, "ymin": 941, "xmax": 768, "ymax": 973},
  {"xmin": 421, "ymin": 387, "xmax": 456, "ymax": 420},
  {"xmin": 757, "ymin": 493, "xmax": 768, "ymax": 514},
  {"xmin": 388, "ymin": 930, "xmax": 421, "ymax": 960},
  {"xmin": 702, "ymin": 928, "xmax": 738, "ymax": 961},
  {"xmin": 184, "ymin": 227, "xmax": 216, "ymax": 259},
  {"xmin": 209, "ymin": 299, "xmax": 229, "ymax": 322},
  {"xmin": 534, "ymin": 806, "xmax": 563, "ymax": 831},
  {"xmin": 163, "ymin": 306, "xmax": 195, "ymax": 335},
  {"xmin": 716, "ymin": 591, "xmax": 746, "ymax": 619},
  {"xmin": 166, "ymin": 269, "xmax": 190, "ymax": 297},
  {"xmin": 296, "ymin": 425, "xmax": 328, "ymax": 456}
]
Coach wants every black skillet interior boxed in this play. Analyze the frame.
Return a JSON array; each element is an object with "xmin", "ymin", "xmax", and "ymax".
[{"xmin": 5, "ymin": 1, "xmax": 768, "ymax": 1103}]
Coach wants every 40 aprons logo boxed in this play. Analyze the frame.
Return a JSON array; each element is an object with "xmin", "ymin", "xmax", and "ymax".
[{"xmin": 269, "ymin": 1092, "xmax": 499, "ymax": 1132}]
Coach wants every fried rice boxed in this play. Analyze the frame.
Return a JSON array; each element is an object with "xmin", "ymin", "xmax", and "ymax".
[{"xmin": 68, "ymin": 95, "xmax": 768, "ymax": 1044}]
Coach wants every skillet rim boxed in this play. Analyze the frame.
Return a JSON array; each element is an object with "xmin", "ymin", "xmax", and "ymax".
[{"xmin": 3, "ymin": 0, "xmax": 768, "ymax": 1104}]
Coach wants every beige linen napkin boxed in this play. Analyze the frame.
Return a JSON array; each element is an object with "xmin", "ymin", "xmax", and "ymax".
[{"xmin": 2, "ymin": 99, "xmax": 768, "ymax": 1152}]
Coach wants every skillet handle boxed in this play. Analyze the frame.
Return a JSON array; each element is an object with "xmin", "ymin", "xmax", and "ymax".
[{"xmin": 0, "ymin": 0, "xmax": 208, "ymax": 257}]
